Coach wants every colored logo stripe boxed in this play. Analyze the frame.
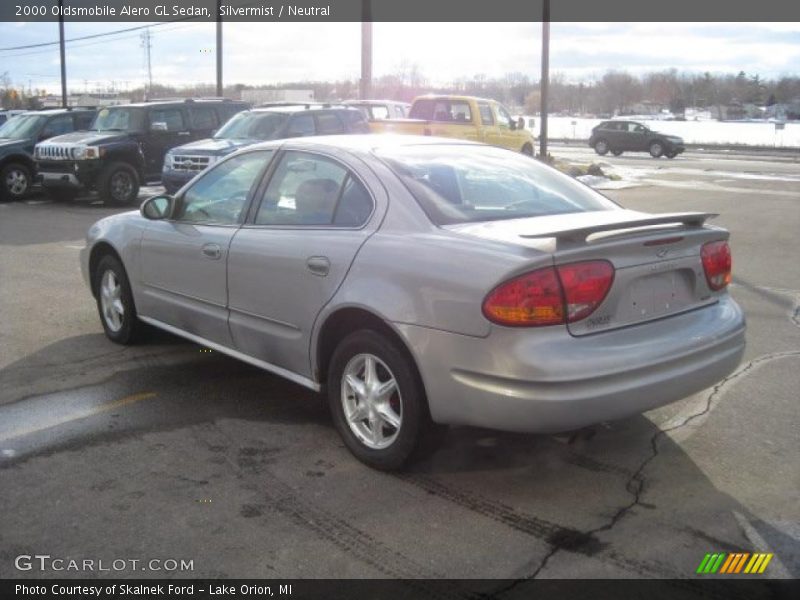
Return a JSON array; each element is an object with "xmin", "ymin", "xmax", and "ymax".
[{"xmin": 699, "ymin": 552, "xmax": 774, "ymax": 574}]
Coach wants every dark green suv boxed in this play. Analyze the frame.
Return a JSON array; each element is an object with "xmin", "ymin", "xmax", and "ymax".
[
  {"xmin": 0, "ymin": 108, "xmax": 95, "ymax": 201},
  {"xmin": 35, "ymin": 98, "xmax": 248, "ymax": 204},
  {"xmin": 589, "ymin": 120, "xmax": 685, "ymax": 158}
]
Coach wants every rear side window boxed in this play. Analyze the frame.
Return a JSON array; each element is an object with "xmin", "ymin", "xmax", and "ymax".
[
  {"xmin": 255, "ymin": 151, "xmax": 372, "ymax": 227},
  {"xmin": 315, "ymin": 113, "xmax": 345, "ymax": 135},
  {"xmin": 149, "ymin": 108, "xmax": 185, "ymax": 132},
  {"xmin": 370, "ymin": 105, "xmax": 390, "ymax": 120},
  {"xmin": 189, "ymin": 106, "xmax": 218, "ymax": 130}
]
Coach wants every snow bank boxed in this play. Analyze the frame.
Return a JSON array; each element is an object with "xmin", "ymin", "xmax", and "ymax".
[{"xmin": 518, "ymin": 116, "xmax": 800, "ymax": 147}]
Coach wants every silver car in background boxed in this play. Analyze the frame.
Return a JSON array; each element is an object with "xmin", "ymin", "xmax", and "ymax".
[{"xmin": 81, "ymin": 135, "xmax": 745, "ymax": 469}]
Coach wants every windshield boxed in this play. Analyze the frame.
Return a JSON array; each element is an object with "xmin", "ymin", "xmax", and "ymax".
[
  {"xmin": 215, "ymin": 111, "xmax": 288, "ymax": 140},
  {"xmin": 91, "ymin": 107, "xmax": 145, "ymax": 132},
  {"xmin": 378, "ymin": 145, "xmax": 618, "ymax": 225},
  {"xmin": 0, "ymin": 114, "xmax": 46, "ymax": 140}
]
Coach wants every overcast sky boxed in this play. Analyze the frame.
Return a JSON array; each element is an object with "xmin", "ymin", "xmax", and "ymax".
[{"xmin": 0, "ymin": 21, "xmax": 798, "ymax": 93}]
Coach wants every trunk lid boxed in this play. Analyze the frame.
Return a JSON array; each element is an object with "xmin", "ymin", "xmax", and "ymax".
[{"xmin": 445, "ymin": 209, "xmax": 728, "ymax": 336}]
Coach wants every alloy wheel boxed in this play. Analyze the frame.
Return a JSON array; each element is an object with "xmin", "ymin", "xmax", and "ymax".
[
  {"xmin": 100, "ymin": 269, "xmax": 125, "ymax": 332},
  {"xmin": 5, "ymin": 168, "xmax": 29, "ymax": 196}
]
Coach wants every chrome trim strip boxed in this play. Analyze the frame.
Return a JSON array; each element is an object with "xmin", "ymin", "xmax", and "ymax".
[
  {"xmin": 228, "ymin": 306, "xmax": 301, "ymax": 331},
  {"xmin": 138, "ymin": 315, "xmax": 321, "ymax": 392}
]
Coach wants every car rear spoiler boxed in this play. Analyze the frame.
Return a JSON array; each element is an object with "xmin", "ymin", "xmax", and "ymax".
[{"xmin": 519, "ymin": 212, "xmax": 719, "ymax": 246}]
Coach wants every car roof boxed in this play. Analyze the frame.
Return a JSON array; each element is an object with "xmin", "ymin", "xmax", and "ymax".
[
  {"xmin": 249, "ymin": 105, "xmax": 359, "ymax": 115},
  {"xmin": 245, "ymin": 133, "xmax": 481, "ymax": 155},
  {"xmin": 117, "ymin": 99, "xmax": 247, "ymax": 108},
  {"xmin": 412, "ymin": 94, "xmax": 497, "ymax": 104},
  {"xmin": 19, "ymin": 108, "xmax": 94, "ymax": 116}
]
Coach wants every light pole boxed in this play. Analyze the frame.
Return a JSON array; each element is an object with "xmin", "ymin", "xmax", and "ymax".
[
  {"xmin": 360, "ymin": 1, "xmax": 372, "ymax": 100},
  {"xmin": 539, "ymin": 0, "xmax": 550, "ymax": 158},
  {"xmin": 216, "ymin": 0, "xmax": 223, "ymax": 97},
  {"xmin": 58, "ymin": 0, "xmax": 67, "ymax": 107}
]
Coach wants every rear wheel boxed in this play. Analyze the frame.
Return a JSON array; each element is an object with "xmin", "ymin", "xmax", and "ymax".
[
  {"xmin": 593, "ymin": 139, "xmax": 609, "ymax": 155},
  {"xmin": 327, "ymin": 329, "xmax": 444, "ymax": 470},
  {"xmin": 99, "ymin": 162, "xmax": 139, "ymax": 206},
  {"xmin": 649, "ymin": 141, "xmax": 664, "ymax": 158},
  {"xmin": 93, "ymin": 254, "xmax": 143, "ymax": 345},
  {"xmin": 1, "ymin": 162, "xmax": 32, "ymax": 202}
]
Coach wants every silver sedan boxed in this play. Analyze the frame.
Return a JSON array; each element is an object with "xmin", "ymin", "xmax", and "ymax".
[{"xmin": 81, "ymin": 135, "xmax": 745, "ymax": 469}]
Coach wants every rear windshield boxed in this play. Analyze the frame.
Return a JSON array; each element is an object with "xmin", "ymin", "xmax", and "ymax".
[
  {"xmin": 215, "ymin": 111, "xmax": 288, "ymax": 140},
  {"xmin": 377, "ymin": 145, "xmax": 618, "ymax": 225}
]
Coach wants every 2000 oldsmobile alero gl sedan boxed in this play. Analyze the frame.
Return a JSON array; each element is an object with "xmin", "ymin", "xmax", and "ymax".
[{"xmin": 81, "ymin": 135, "xmax": 745, "ymax": 470}]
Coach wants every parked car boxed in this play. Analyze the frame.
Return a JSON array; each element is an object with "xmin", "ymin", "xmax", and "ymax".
[
  {"xmin": 343, "ymin": 100, "xmax": 411, "ymax": 120},
  {"xmin": 0, "ymin": 108, "xmax": 95, "ymax": 201},
  {"xmin": 369, "ymin": 95, "xmax": 536, "ymax": 155},
  {"xmin": 589, "ymin": 120, "xmax": 685, "ymax": 158},
  {"xmin": 34, "ymin": 98, "xmax": 248, "ymax": 204},
  {"xmin": 81, "ymin": 135, "xmax": 745, "ymax": 470},
  {"xmin": 162, "ymin": 104, "xmax": 369, "ymax": 194}
]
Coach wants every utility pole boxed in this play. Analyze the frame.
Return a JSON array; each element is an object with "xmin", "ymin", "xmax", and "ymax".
[
  {"xmin": 216, "ymin": 0, "xmax": 223, "ymax": 97},
  {"xmin": 140, "ymin": 29, "xmax": 153, "ymax": 100},
  {"xmin": 539, "ymin": 0, "xmax": 550, "ymax": 159},
  {"xmin": 360, "ymin": 0, "xmax": 372, "ymax": 100},
  {"xmin": 58, "ymin": 0, "xmax": 67, "ymax": 108}
]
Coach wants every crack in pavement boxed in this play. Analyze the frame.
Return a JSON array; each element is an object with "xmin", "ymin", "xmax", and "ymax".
[{"xmin": 516, "ymin": 349, "xmax": 800, "ymax": 585}]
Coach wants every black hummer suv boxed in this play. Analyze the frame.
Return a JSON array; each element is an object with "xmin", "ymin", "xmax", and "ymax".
[
  {"xmin": 588, "ymin": 120, "xmax": 685, "ymax": 158},
  {"xmin": 162, "ymin": 104, "xmax": 370, "ymax": 194},
  {"xmin": 0, "ymin": 108, "xmax": 95, "ymax": 201},
  {"xmin": 34, "ymin": 98, "xmax": 248, "ymax": 204}
]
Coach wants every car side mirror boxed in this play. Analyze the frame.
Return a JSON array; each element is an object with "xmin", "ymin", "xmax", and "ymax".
[
  {"xmin": 140, "ymin": 194, "xmax": 173, "ymax": 220},
  {"xmin": 150, "ymin": 122, "xmax": 168, "ymax": 132}
]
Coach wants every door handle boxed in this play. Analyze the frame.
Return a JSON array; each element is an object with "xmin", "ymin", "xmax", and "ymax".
[
  {"xmin": 178, "ymin": 131, "xmax": 191, "ymax": 136},
  {"xmin": 306, "ymin": 256, "xmax": 330, "ymax": 277},
  {"xmin": 202, "ymin": 243, "xmax": 222, "ymax": 260}
]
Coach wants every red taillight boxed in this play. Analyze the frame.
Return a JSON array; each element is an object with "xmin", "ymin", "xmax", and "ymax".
[
  {"xmin": 701, "ymin": 240, "xmax": 732, "ymax": 291},
  {"xmin": 482, "ymin": 261, "xmax": 614, "ymax": 327}
]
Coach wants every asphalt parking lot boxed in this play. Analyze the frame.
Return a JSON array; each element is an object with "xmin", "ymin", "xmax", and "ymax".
[{"xmin": 0, "ymin": 148, "xmax": 798, "ymax": 585}]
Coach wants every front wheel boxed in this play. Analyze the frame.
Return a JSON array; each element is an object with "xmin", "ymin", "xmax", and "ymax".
[
  {"xmin": 649, "ymin": 142, "xmax": 664, "ymax": 158},
  {"xmin": 327, "ymin": 330, "xmax": 443, "ymax": 470},
  {"xmin": 593, "ymin": 140, "xmax": 609, "ymax": 155},
  {"xmin": 1, "ymin": 162, "xmax": 32, "ymax": 202},
  {"xmin": 93, "ymin": 254, "xmax": 143, "ymax": 345},
  {"xmin": 99, "ymin": 162, "xmax": 140, "ymax": 206}
]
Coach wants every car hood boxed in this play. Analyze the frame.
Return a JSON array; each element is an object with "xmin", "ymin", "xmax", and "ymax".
[
  {"xmin": 170, "ymin": 138, "xmax": 257, "ymax": 155},
  {"xmin": 0, "ymin": 138, "xmax": 28, "ymax": 152},
  {"xmin": 43, "ymin": 131, "xmax": 132, "ymax": 145}
]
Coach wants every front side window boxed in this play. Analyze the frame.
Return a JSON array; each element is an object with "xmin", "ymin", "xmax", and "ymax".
[
  {"xmin": 255, "ymin": 151, "xmax": 372, "ymax": 227},
  {"xmin": 478, "ymin": 103, "xmax": 494, "ymax": 125},
  {"xmin": 286, "ymin": 114, "xmax": 315, "ymax": 137},
  {"xmin": 41, "ymin": 115, "xmax": 74, "ymax": 138},
  {"xmin": 315, "ymin": 113, "xmax": 345, "ymax": 135},
  {"xmin": 175, "ymin": 150, "xmax": 273, "ymax": 225},
  {"xmin": 378, "ymin": 145, "xmax": 617, "ymax": 226},
  {"xmin": 149, "ymin": 108, "xmax": 185, "ymax": 132},
  {"xmin": 494, "ymin": 104, "xmax": 513, "ymax": 129}
]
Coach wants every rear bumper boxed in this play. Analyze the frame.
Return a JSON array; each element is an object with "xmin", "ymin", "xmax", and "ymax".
[{"xmin": 397, "ymin": 296, "xmax": 745, "ymax": 433}]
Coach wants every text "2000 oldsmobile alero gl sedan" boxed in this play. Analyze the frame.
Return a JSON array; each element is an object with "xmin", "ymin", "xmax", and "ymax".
[{"xmin": 81, "ymin": 135, "xmax": 745, "ymax": 469}]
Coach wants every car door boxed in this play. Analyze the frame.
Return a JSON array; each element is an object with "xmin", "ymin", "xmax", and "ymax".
[
  {"xmin": 489, "ymin": 102, "xmax": 516, "ymax": 149},
  {"xmin": 143, "ymin": 106, "xmax": 191, "ymax": 177},
  {"xmin": 138, "ymin": 149, "xmax": 274, "ymax": 346},
  {"xmin": 227, "ymin": 149, "xmax": 381, "ymax": 378}
]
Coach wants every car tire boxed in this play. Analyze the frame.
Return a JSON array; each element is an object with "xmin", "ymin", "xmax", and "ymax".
[
  {"xmin": 327, "ymin": 329, "xmax": 444, "ymax": 470},
  {"xmin": 521, "ymin": 143, "xmax": 534, "ymax": 156},
  {"xmin": 99, "ymin": 162, "xmax": 140, "ymax": 206},
  {"xmin": 594, "ymin": 140, "xmax": 609, "ymax": 155},
  {"xmin": 93, "ymin": 254, "xmax": 143, "ymax": 345},
  {"xmin": 611, "ymin": 150, "xmax": 623, "ymax": 156},
  {"xmin": 1, "ymin": 162, "xmax": 32, "ymax": 202},
  {"xmin": 46, "ymin": 188, "xmax": 78, "ymax": 202},
  {"xmin": 649, "ymin": 142, "xmax": 664, "ymax": 158}
]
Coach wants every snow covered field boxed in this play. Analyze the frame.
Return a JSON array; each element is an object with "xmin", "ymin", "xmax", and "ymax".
[{"xmin": 519, "ymin": 116, "xmax": 800, "ymax": 148}]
